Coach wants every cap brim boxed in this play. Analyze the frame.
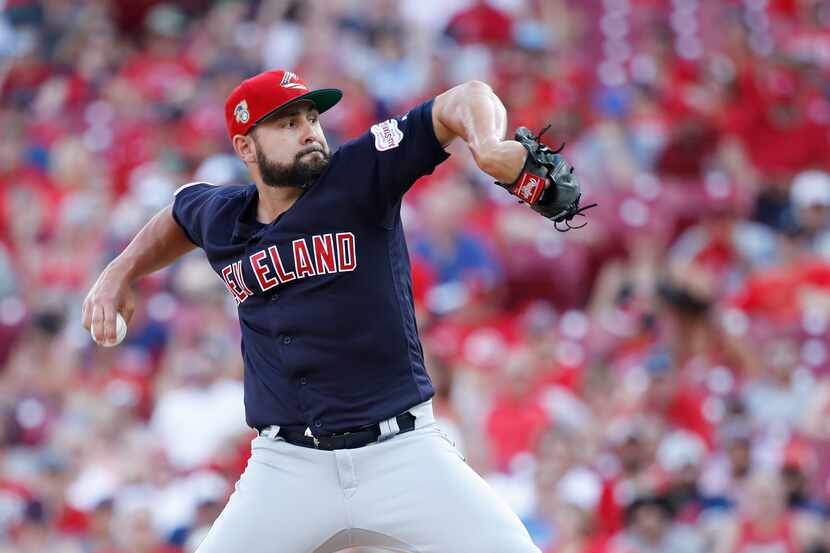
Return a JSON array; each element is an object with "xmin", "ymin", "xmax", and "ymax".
[
  {"xmin": 252, "ymin": 88, "xmax": 343, "ymax": 128},
  {"xmin": 297, "ymin": 88, "xmax": 343, "ymax": 114}
]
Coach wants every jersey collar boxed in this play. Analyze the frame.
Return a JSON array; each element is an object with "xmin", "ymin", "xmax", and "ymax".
[{"xmin": 231, "ymin": 184, "xmax": 263, "ymax": 243}]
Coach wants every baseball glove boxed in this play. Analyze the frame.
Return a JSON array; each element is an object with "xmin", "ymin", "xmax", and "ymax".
[{"xmin": 497, "ymin": 126, "xmax": 596, "ymax": 231}]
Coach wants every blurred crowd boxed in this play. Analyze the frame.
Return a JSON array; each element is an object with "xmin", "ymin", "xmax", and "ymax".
[{"xmin": 1, "ymin": 0, "xmax": 830, "ymax": 552}]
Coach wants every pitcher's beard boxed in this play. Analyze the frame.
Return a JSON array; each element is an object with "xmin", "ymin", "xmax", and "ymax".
[{"xmin": 256, "ymin": 144, "xmax": 331, "ymax": 189}]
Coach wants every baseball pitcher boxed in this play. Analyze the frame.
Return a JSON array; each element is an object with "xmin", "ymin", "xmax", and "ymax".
[{"xmin": 82, "ymin": 69, "xmax": 588, "ymax": 553}]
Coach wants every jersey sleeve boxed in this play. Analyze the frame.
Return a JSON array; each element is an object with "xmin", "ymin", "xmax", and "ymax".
[
  {"xmin": 336, "ymin": 98, "xmax": 451, "ymax": 225},
  {"xmin": 171, "ymin": 182, "xmax": 222, "ymax": 248}
]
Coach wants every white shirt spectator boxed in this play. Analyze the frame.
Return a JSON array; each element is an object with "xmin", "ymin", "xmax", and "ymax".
[{"xmin": 150, "ymin": 379, "xmax": 247, "ymax": 470}]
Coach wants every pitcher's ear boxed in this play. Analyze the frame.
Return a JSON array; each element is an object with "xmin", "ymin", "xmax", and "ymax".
[{"xmin": 233, "ymin": 134, "xmax": 257, "ymax": 164}]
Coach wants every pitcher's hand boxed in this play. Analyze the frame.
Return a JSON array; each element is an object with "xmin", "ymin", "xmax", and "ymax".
[{"xmin": 82, "ymin": 268, "xmax": 136, "ymax": 346}]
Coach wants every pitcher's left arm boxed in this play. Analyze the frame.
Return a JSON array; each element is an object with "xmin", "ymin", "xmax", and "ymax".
[{"xmin": 433, "ymin": 80, "xmax": 594, "ymax": 229}]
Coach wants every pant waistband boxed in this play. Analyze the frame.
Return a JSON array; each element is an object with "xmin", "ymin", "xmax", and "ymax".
[{"xmin": 258, "ymin": 399, "xmax": 435, "ymax": 450}]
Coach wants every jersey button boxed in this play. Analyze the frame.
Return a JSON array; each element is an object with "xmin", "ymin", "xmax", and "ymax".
[
  {"xmin": 299, "ymin": 377, "xmax": 307, "ymax": 385},
  {"xmin": 269, "ymin": 293, "xmax": 280, "ymax": 302},
  {"xmin": 283, "ymin": 335, "xmax": 292, "ymax": 345},
  {"xmin": 314, "ymin": 421, "xmax": 322, "ymax": 428}
]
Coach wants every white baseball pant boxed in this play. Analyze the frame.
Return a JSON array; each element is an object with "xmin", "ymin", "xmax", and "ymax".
[{"xmin": 193, "ymin": 401, "xmax": 541, "ymax": 553}]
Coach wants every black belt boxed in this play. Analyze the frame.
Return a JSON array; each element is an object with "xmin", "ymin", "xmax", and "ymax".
[{"xmin": 267, "ymin": 412, "xmax": 417, "ymax": 450}]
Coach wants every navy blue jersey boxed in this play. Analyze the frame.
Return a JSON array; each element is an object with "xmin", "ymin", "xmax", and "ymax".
[{"xmin": 172, "ymin": 99, "xmax": 450, "ymax": 434}]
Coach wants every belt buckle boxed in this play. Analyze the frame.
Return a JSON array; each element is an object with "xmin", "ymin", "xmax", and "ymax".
[{"xmin": 304, "ymin": 427, "xmax": 321, "ymax": 448}]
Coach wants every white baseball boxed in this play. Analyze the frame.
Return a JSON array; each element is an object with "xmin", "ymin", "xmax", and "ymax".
[{"xmin": 92, "ymin": 312, "xmax": 128, "ymax": 347}]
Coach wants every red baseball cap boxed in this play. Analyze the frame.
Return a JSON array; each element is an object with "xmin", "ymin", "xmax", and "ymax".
[{"xmin": 224, "ymin": 69, "xmax": 342, "ymax": 141}]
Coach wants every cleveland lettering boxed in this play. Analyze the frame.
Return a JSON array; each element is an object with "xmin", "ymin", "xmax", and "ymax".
[{"xmin": 221, "ymin": 233, "xmax": 357, "ymax": 304}]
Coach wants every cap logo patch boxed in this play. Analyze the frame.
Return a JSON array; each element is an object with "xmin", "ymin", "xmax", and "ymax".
[
  {"xmin": 280, "ymin": 71, "xmax": 308, "ymax": 90},
  {"xmin": 234, "ymin": 100, "xmax": 250, "ymax": 124},
  {"xmin": 370, "ymin": 119, "xmax": 404, "ymax": 151}
]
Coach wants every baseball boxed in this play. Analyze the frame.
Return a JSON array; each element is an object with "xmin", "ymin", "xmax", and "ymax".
[{"xmin": 91, "ymin": 312, "xmax": 127, "ymax": 347}]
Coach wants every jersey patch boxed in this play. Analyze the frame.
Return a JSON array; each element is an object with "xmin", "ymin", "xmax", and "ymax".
[{"xmin": 371, "ymin": 119, "xmax": 404, "ymax": 151}]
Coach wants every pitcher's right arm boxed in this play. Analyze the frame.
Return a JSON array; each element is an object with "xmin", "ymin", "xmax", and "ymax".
[{"xmin": 82, "ymin": 204, "xmax": 196, "ymax": 345}]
